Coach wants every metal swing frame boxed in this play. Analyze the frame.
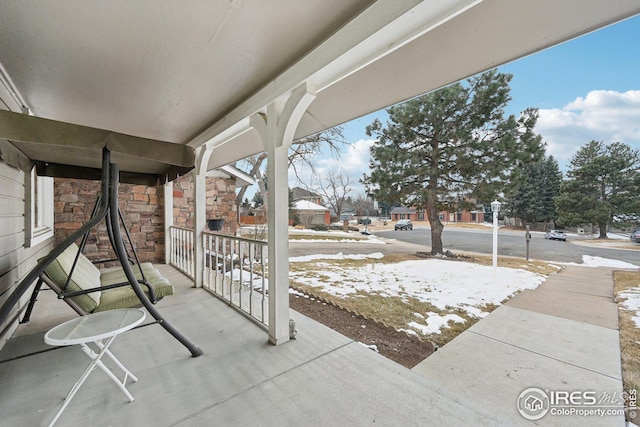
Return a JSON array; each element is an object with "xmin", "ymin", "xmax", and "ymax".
[{"xmin": 0, "ymin": 148, "xmax": 203, "ymax": 357}]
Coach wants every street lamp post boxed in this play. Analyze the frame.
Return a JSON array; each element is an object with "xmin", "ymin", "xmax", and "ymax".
[{"xmin": 491, "ymin": 200, "xmax": 501, "ymax": 281}]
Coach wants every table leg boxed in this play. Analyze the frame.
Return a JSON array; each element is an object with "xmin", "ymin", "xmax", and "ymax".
[
  {"xmin": 48, "ymin": 335, "xmax": 136, "ymax": 427},
  {"xmin": 47, "ymin": 335, "xmax": 115, "ymax": 427},
  {"xmin": 80, "ymin": 339, "xmax": 136, "ymax": 402},
  {"xmin": 95, "ymin": 340, "xmax": 138, "ymax": 383}
]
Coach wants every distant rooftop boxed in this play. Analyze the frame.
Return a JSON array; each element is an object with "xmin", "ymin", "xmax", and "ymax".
[
  {"xmin": 291, "ymin": 187, "xmax": 321, "ymax": 200},
  {"xmin": 293, "ymin": 200, "xmax": 328, "ymax": 211},
  {"xmin": 390, "ymin": 207, "xmax": 417, "ymax": 214}
]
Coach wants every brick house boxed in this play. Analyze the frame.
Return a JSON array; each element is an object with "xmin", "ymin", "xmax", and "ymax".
[
  {"xmin": 390, "ymin": 207, "xmax": 421, "ymax": 221},
  {"xmin": 390, "ymin": 206, "xmax": 484, "ymax": 223},
  {"xmin": 292, "ymin": 200, "xmax": 331, "ymax": 226},
  {"xmin": 438, "ymin": 209, "xmax": 485, "ymax": 223}
]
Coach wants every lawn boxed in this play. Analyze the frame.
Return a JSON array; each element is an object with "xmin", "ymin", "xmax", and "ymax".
[{"xmin": 289, "ymin": 252, "xmax": 559, "ymax": 347}]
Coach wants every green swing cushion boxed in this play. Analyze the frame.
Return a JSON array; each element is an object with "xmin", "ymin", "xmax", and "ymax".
[
  {"xmin": 44, "ymin": 243, "xmax": 174, "ymax": 313},
  {"xmin": 44, "ymin": 243, "xmax": 102, "ymax": 313}
]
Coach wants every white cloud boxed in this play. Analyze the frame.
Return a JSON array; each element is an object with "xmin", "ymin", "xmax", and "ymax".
[{"xmin": 537, "ymin": 90, "xmax": 640, "ymax": 169}]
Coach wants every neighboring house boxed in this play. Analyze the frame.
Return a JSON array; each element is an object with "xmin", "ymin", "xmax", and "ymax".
[
  {"xmin": 291, "ymin": 187, "xmax": 323, "ymax": 205},
  {"xmin": 390, "ymin": 206, "xmax": 484, "ymax": 223},
  {"xmin": 439, "ymin": 209, "xmax": 485, "ymax": 224},
  {"xmin": 292, "ymin": 200, "xmax": 330, "ymax": 226},
  {"xmin": 390, "ymin": 207, "xmax": 419, "ymax": 221}
]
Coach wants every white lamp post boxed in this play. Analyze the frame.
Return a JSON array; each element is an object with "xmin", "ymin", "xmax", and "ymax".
[{"xmin": 491, "ymin": 200, "xmax": 501, "ymax": 280}]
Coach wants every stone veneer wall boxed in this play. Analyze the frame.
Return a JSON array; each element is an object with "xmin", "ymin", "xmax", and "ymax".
[
  {"xmin": 54, "ymin": 178, "xmax": 165, "ymax": 263},
  {"xmin": 172, "ymin": 172, "xmax": 237, "ymax": 235},
  {"xmin": 54, "ymin": 172, "xmax": 237, "ymax": 264}
]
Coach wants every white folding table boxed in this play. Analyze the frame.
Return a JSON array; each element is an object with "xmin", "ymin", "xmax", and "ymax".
[{"xmin": 44, "ymin": 308, "xmax": 146, "ymax": 427}]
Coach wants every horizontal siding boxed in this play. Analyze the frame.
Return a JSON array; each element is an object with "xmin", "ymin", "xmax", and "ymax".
[
  {"xmin": 0, "ymin": 164, "xmax": 24, "ymax": 191},
  {"xmin": 0, "ymin": 195, "xmax": 25, "ymax": 219},
  {"xmin": 0, "ymin": 217, "xmax": 24, "ymax": 238},
  {"xmin": 0, "ymin": 160, "xmax": 53, "ymax": 349}
]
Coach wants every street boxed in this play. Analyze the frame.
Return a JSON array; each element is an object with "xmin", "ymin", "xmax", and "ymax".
[
  {"xmin": 375, "ymin": 226, "xmax": 640, "ymax": 266},
  {"xmin": 289, "ymin": 225, "xmax": 640, "ymax": 266}
]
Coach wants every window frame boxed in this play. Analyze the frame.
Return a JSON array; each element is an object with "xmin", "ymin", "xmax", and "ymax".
[{"xmin": 25, "ymin": 168, "xmax": 54, "ymax": 247}]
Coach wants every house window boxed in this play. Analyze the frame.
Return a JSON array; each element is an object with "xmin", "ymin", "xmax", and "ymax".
[
  {"xmin": 457, "ymin": 212, "xmax": 462, "ymax": 222},
  {"xmin": 418, "ymin": 212, "xmax": 424, "ymax": 221},
  {"xmin": 25, "ymin": 169, "xmax": 54, "ymax": 247},
  {"xmin": 471, "ymin": 212, "xmax": 477, "ymax": 221}
]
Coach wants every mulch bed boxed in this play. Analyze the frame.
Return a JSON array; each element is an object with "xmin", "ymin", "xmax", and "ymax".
[{"xmin": 290, "ymin": 292, "xmax": 435, "ymax": 368}]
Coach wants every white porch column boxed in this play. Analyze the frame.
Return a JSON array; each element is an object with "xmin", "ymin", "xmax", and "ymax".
[
  {"xmin": 193, "ymin": 145, "xmax": 214, "ymax": 288},
  {"xmin": 252, "ymin": 83, "xmax": 316, "ymax": 345},
  {"xmin": 163, "ymin": 179, "xmax": 173, "ymax": 265}
]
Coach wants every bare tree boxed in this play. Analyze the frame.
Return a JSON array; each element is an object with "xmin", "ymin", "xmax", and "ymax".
[
  {"xmin": 351, "ymin": 192, "xmax": 376, "ymax": 216},
  {"xmin": 310, "ymin": 167, "xmax": 353, "ymax": 221},
  {"xmin": 235, "ymin": 127, "xmax": 345, "ymax": 209},
  {"xmin": 236, "ymin": 153, "xmax": 268, "ymax": 210}
]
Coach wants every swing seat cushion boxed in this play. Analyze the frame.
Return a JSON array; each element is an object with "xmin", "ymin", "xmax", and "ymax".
[
  {"xmin": 43, "ymin": 244, "xmax": 174, "ymax": 313},
  {"xmin": 95, "ymin": 273, "xmax": 173, "ymax": 312},
  {"xmin": 44, "ymin": 244, "xmax": 102, "ymax": 312}
]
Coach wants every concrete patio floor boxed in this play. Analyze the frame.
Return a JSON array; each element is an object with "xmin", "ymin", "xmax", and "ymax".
[
  {"xmin": 0, "ymin": 265, "xmax": 503, "ymax": 426},
  {"xmin": 0, "ymin": 264, "xmax": 627, "ymax": 426}
]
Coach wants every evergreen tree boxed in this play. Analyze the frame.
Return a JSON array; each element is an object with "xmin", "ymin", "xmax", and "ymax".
[
  {"xmin": 555, "ymin": 141, "xmax": 640, "ymax": 238},
  {"xmin": 252, "ymin": 191, "xmax": 263, "ymax": 208},
  {"xmin": 364, "ymin": 70, "xmax": 544, "ymax": 254},
  {"xmin": 508, "ymin": 156, "xmax": 562, "ymax": 226},
  {"xmin": 288, "ymin": 189, "xmax": 300, "ymax": 226}
]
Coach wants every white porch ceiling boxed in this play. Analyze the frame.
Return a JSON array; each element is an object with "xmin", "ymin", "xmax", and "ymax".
[{"xmin": 0, "ymin": 0, "xmax": 638, "ymax": 178}]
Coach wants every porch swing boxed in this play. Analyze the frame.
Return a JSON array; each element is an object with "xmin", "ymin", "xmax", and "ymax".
[{"xmin": 0, "ymin": 148, "xmax": 203, "ymax": 357}]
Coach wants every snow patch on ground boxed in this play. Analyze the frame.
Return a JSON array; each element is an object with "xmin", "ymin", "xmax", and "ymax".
[
  {"xmin": 572, "ymin": 255, "xmax": 638, "ymax": 269},
  {"xmin": 403, "ymin": 313, "xmax": 466, "ymax": 335},
  {"xmin": 618, "ymin": 288, "xmax": 640, "ymax": 328},
  {"xmin": 290, "ymin": 258, "xmax": 545, "ymax": 320},
  {"xmin": 288, "ymin": 250, "xmax": 636, "ymax": 336},
  {"xmin": 289, "ymin": 238, "xmax": 386, "ymax": 244}
]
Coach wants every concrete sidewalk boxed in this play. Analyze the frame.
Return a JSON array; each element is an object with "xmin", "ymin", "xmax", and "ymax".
[{"xmin": 412, "ymin": 265, "xmax": 626, "ymax": 426}]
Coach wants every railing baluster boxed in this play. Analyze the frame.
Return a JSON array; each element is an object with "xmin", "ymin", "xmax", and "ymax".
[
  {"xmin": 169, "ymin": 226, "xmax": 268, "ymax": 327},
  {"xmin": 248, "ymin": 242, "xmax": 254, "ymax": 317}
]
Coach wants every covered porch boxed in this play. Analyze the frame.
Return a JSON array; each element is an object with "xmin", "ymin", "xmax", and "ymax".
[
  {"xmin": 1, "ymin": 0, "xmax": 639, "ymax": 349},
  {"xmin": 0, "ymin": 264, "xmax": 502, "ymax": 426},
  {"xmin": 0, "ymin": 1, "xmax": 639, "ymax": 424}
]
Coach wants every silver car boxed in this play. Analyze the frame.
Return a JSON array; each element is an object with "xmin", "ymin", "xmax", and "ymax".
[{"xmin": 545, "ymin": 229, "xmax": 567, "ymax": 241}]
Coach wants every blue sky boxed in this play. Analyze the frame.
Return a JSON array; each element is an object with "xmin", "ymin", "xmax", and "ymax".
[{"xmin": 285, "ymin": 14, "xmax": 640, "ymax": 199}]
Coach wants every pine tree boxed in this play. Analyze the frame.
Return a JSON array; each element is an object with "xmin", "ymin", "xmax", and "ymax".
[
  {"xmin": 508, "ymin": 156, "xmax": 562, "ymax": 226},
  {"xmin": 364, "ymin": 70, "xmax": 544, "ymax": 254},
  {"xmin": 555, "ymin": 141, "xmax": 640, "ymax": 238}
]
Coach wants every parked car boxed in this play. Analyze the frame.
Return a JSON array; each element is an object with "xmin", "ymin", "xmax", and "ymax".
[
  {"xmin": 545, "ymin": 229, "xmax": 567, "ymax": 241},
  {"xmin": 630, "ymin": 229, "xmax": 640, "ymax": 243},
  {"xmin": 395, "ymin": 219, "xmax": 413, "ymax": 231}
]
